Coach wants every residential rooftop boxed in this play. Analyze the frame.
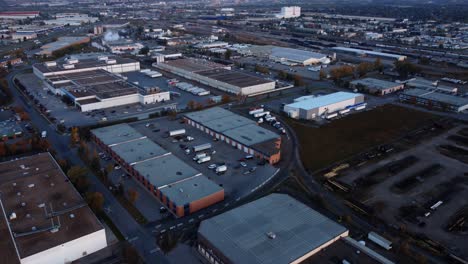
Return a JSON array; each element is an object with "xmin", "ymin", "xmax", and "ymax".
[
  {"xmin": 199, "ymin": 193, "xmax": 348, "ymax": 264},
  {"xmin": 0, "ymin": 153, "xmax": 103, "ymax": 261},
  {"xmin": 286, "ymin": 92, "xmax": 363, "ymax": 110}
]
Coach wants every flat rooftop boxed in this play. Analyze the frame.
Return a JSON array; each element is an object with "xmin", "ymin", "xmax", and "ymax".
[
  {"xmin": 33, "ymin": 55, "xmax": 137, "ymax": 75},
  {"xmin": 110, "ymin": 138, "xmax": 168, "ymax": 165},
  {"xmin": 185, "ymin": 107, "xmax": 280, "ymax": 147},
  {"xmin": 197, "ymin": 68, "xmax": 274, "ymax": 88},
  {"xmin": 331, "ymin": 47, "xmax": 405, "ymax": 60},
  {"xmin": 37, "ymin": 36, "xmax": 89, "ymax": 55},
  {"xmin": 350, "ymin": 78, "xmax": 400, "ymax": 90},
  {"xmin": 160, "ymin": 175, "xmax": 223, "ymax": 206},
  {"xmin": 199, "ymin": 193, "xmax": 348, "ymax": 264},
  {"xmin": 162, "ymin": 58, "xmax": 227, "ymax": 73},
  {"xmin": 402, "ymin": 88, "xmax": 468, "ymax": 107},
  {"xmin": 286, "ymin": 92, "xmax": 363, "ymax": 110},
  {"xmin": 271, "ymin": 47, "xmax": 326, "ymax": 62},
  {"xmin": 48, "ymin": 70, "xmax": 140, "ymax": 100},
  {"xmin": 0, "ymin": 153, "xmax": 103, "ymax": 260},
  {"xmin": 92, "ymin": 124, "xmax": 145, "ymax": 146},
  {"xmin": 133, "ymin": 154, "xmax": 200, "ymax": 188}
]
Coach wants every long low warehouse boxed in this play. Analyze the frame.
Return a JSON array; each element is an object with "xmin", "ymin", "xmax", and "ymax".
[
  {"xmin": 399, "ymin": 88, "xmax": 468, "ymax": 112},
  {"xmin": 198, "ymin": 194, "xmax": 349, "ymax": 264},
  {"xmin": 153, "ymin": 58, "xmax": 276, "ymax": 95},
  {"xmin": 331, "ymin": 47, "xmax": 407, "ymax": 61},
  {"xmin": 92, "ymin": 124, "xmax": 224, "ymax": 217},
  {"xmin": 350, "ymin": 78, "xmax": 404, "ymax": 96},
  {"xmin": 184, "ymin": 107, "xmax": 281, "ymax": 165},
  {"xmin": 284, "ymin": 92, "xmax": 365, "ymax": 120}
]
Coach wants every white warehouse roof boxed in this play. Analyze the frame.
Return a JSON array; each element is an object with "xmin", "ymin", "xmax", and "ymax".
[
  {"xmin": 271, "ymin": 47, "xmax": 327, "ymax": 63},
  {"xmin": 286, "ymin": 92, "xmax": 363, "ymax": 110}
]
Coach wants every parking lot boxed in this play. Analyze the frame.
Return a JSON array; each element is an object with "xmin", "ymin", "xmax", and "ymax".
[
  {"xmin": 131, "ymin": 117, "xmax": 278, "ymax": 199},
  {"xmin": 15, "ymin": 71, "xmax": 216, "ymax": 127},
  {"xmin": 335, "ymin": 125, "xmax": 468, "ymax": 258}
]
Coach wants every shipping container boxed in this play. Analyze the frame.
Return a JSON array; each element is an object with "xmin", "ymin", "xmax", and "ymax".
[
  {"xmin": 197, "ymin": 156, "xmax": 211, "ymax": 164},
  {"xmin": 249, "ymin": 108, "xmax": 264, "ymax": 115},
  {"xmin": 193, "ymin": 143, "xmax": 212, "ymax": 152},
  {"xmin": 368, "ymin": 232, "xmax": 392, "ymax": 250},
  {"xmin": 169, "ymin": 129, "xmax": 186, "ymax": 136}
]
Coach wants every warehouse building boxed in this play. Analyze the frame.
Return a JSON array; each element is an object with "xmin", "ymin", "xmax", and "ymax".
[
  {"xmin": 350, "ymin": 78, "xmax": 404, "ymax": 96},
  {"xmin": 399, "ymin": 88, "xmax": 468, "ymax": 112},
  {"xmin": 405, "ymin": 77, "xmax": 458, "ymax": 93},
  {"xmin": 184, "ymin": 107, "xmax": 281, "ymax": 164},
  {"xmin": 42, "ymin": 69, "xmax": 170, "ymax": 112},
  {"xmin": 36, "ymin": 36, "xmax": 91, "ymax": 57},
  {"xmin": 0, "ymin": 153, "xmax": 107, "ymax": 264},
  {"xmin": 198, "ymin": 193, "xmax": 349, "ymax": 264},
  {"xmin": 33, "ymin": 53, "xmax": 140, "ymax": 79},
  {"xmin": 0, "ymin": 11, "xmax": 40, "ymax": 20},
  {"xmin": 331, "ymin": 47, "xmax": 407, "ymax": 61},
  {"xmin": 284, "ymin": 92, "xmax": 365, "ymax": 119},
  {"xmin": 153, "ymin": 58, "xmax": 275, "ymax": 95},
  {"xmin": 236, "ymin": 45, "xmax": 329, "ymax": 66},
  {"xmin": 91, "ymin": 124, "xmax": 224, "ymax": 217}
]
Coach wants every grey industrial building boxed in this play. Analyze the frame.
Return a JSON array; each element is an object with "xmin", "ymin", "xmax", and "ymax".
[
  {"xmin": 91, "ymin": 124, "xmax": 224, "ymax": 217},
  {"xmin": 350, "ymin": 78, "xmax": 404, "ymax": 96},
  {"xmin": 184, "ymin": 107, "xmax": 282, "ymax": 164},
  {"xmin": 197, "ymin": 193, "xmax": 349, "ymax": 264},
  {"xmin": 284, "ymin": 92, "xmax": 365, "ymax": 120},
  {"xmin": 331, "ymin": 47, "xmax": 407, "ymax": 61},
  {"xmin": 153, "ymin": 58, "xmax": 276, "ymax": 95},
  {"xmin": 399, "ymin": 88, "xmax": 468, "ymax": 112}
]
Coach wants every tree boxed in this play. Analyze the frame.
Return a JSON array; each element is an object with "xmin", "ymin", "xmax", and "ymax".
[
  {"xmin": 70, "ymin": 127, "xmax": 80, "ymax": 145},
  {"xmin": 319, "ymin": 69, "xmax": 326, "ymax": 80},
  {"xmin": 278, "ymin": 70, "xmax": 288, "ymax": 80},
  {"xmin": 293, "ymin": 75, "xmax": 304, "ymax": 86},
  {"xmin": 374, "ymin": 58, "xmax": 384, "ymax": 72},
  {"xmin": 86, "ymin": 192, "xmax": 104, "ymax": 212},
  {"xmin": 221, "ymin": 94, "xmax": 231, "ymax": 104},
  {"xmin": 89, "ymin": 150, "xmax": 101, "ymax": 172},
  {"xmin": 356, "ymin": 62, "xmax": 374, "ymax": 77},
  {"xmin": 394, "ymin": 61, "xmax": 421, "ymax": 78},
  {"xmin": 186, "ymin": 100, "xmax": 196, "ymax": 110},
  {"xmin": 139, "ymin": 46, "xmax": 149, "ymax": 55},
  {"xmin": 122, "ymin": 243, "xmax": 143, "ymax": 263},
  {"xmin": 127, "ymin": 188, "xmax": 139, "ymax": 204},
  {"xmin": 224, "ymin": 49, "xmax": 232, "ymax": 60}
]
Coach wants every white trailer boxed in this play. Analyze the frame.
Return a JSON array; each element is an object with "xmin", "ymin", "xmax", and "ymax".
[
  {"xmin": 41, "ymin": 131, "xmax": 47, "ymax": 138},
  {"xmin": 249, "ymin": 108, "xmax": 264, "ymax": 115},
  {"xmin": 430, "ymin": 201, "xmax": 443, "ymax": 210},
  {"xmin": 197, "ymin": 156, "xmax": 211, "ymax": 164},
  {"xmin": 193, "ymin": 143, "xmax": 212, "ymax": 152},
  {"xmin": 325, "ymin": 113, "xmax": 338, "ymax": 119},
  {"xmin": 339, "ymin": 108, "xmax": 350, "ymax": 115},
  {"xmin": 193, "ymin": 153, "xmax": 207, "ymax": 161},
  {"xmin": 368, "ymin": 232, "xmax": 392, "ymax": 250},
  {"xmin": 169, "ymin": 129, "xmax": 186, "ymax": 137},
  {"xmin": 254, "ymin": 111, "xmax": 270, "ymax": 118},
  {"xmin": 355, "ymin": 104, "xmax": 367, "ymax": 111}
]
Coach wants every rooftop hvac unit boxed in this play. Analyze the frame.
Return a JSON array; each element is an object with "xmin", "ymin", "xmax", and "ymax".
[
  {"xmin": 9, "ymin": 212, "xmax": 17, "ymax": 220},
  {"xmin": 67, "ymin": 59, "xmax": 79, "ymax": 64},
  {"xmin": 45, "ymin": 61, "xmax": 57, "ymax": 67},
  {"xmin": 106, "ymin": 59, "xmax": 117, "ymax": 64},
  {"xmin": 63, "ymin": 64, "xmax": 75, "ymax": 69}
]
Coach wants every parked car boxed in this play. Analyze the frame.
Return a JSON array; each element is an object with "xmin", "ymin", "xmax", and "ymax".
[
  {"xmin": 240, "ymin": 162, "xmax": 247, "ymax": 167},
  {"xmin": 208, "ymin": 164, "xmax": 217, "ymax": 169}
]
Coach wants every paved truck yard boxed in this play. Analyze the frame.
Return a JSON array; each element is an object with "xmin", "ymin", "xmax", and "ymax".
[{"xmin": 333, "ymin": 125, "xmax": 468, "ymax": 259}]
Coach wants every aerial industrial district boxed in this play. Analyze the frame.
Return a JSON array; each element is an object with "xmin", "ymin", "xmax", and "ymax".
[{"xmin": 0, "ymin": 1, "xmax": 467, "ymax": 264}]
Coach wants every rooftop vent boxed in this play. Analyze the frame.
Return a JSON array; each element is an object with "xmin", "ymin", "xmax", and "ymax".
[
  {"xmin": 38, "ymin": 203, "xmax": 45, "ymax": 208},
  {"xmin": 70, "ymin": 214, "xmax": 75, "ymax": 219},
  {"xmin": 28, "ymin": 184, "xmax": 35, "ymax": 188},
  {"xmin": 179, "ymin": 188, "xmax": 184, "ymax": 193},
  {"xmin": 26, "ymin": 214, "xmax": 31, "ymax": 218},
  {"xmin": 12, "ymin": 182, "xmax": 16, "ymax": 186},
  {"xmin": 32, "ymin": 226, "xmax": 36, "ymax": 231},
  {"xmin": 21, "ymin": 202, "xmax": 26, "ymax": 207},
  {"xmin": 17, "ymin": 192, "xmax": 21, "ymax": 196},
  {"xmin": 267, "ymin": 232, "xmax": 276, "ymax": 239}
]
